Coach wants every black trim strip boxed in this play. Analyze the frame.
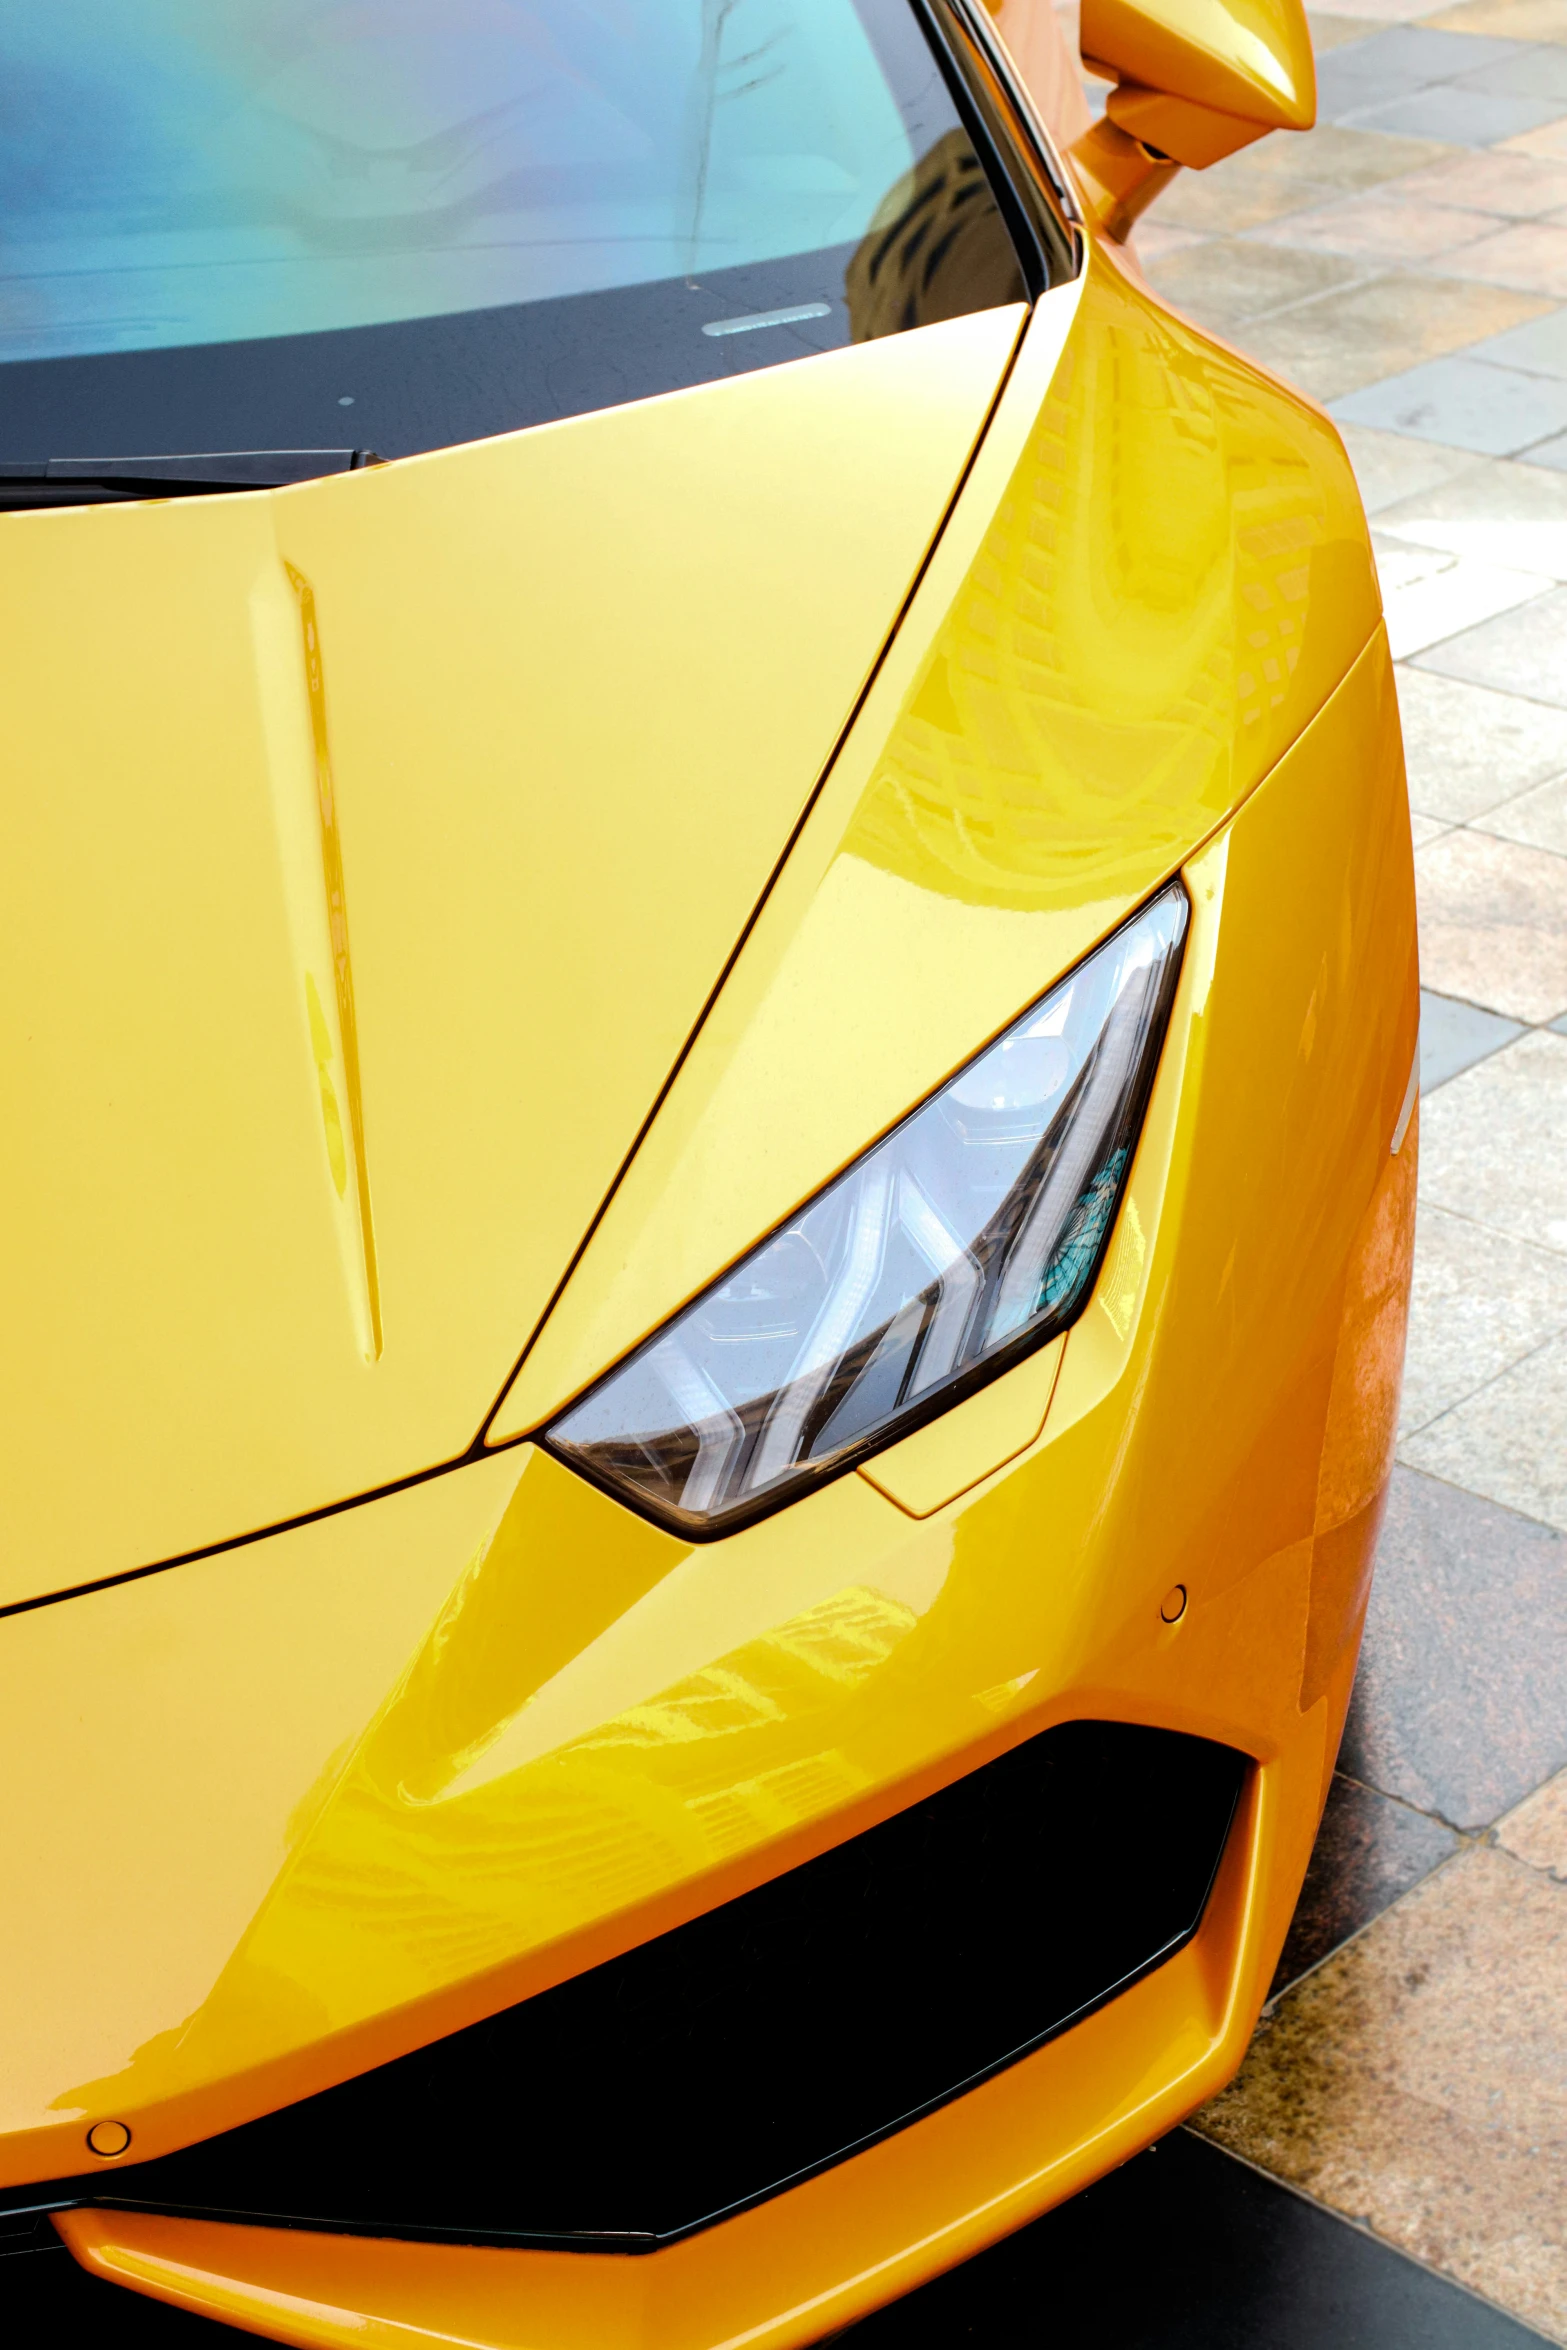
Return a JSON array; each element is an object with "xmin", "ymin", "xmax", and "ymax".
[{"xmin": 916, "ymin": 0, "xmax": 1082, "ymax": 290}]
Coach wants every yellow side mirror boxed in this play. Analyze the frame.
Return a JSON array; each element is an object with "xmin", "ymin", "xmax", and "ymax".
[{"xmin": 1069, "ymin": 0, "xmax": 1315, "ymax": 239}]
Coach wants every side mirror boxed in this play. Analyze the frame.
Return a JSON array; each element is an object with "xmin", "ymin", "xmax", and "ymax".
[{"xmin": 1069, "ymin": 0, "xmax": 1315, "ymax": 240}]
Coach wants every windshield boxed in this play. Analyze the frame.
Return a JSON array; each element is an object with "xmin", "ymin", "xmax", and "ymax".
[{"xmin": 0, "ymin": 0, "xmax": 1041, "ymax": 465}]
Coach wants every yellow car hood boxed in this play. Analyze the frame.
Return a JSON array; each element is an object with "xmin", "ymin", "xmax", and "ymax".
[{"xmin": 0, "ymin": 307, "xmax": 1025, "ymax": 1606}]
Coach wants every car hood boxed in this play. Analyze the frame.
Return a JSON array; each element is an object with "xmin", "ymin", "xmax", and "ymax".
[{"xmin": 0, "ymin": 306, "xmax": 1026, "ymax": 1605}]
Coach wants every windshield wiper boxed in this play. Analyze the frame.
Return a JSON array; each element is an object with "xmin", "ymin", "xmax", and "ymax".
[{"xmin": 0, "ymin": 448, "xmax": 381, "ymax": 510}]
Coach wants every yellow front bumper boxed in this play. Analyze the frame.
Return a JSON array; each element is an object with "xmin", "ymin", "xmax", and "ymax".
[{"xmin": 3, "ymin": 620, "xmax": 1416, "ymax": 2347}]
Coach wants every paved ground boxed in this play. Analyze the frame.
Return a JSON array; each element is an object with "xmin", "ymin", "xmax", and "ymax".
[
  {"xmin": 874, "ymin": 5, "xmax": 1567, "ymax": 2339},
  {"xmin": 7, "ymin": 15, "xmax": 1567, "ymax": 2345},
  {"xmin": 1124, "ymin": 10, "xmax": 1567, "ymax": 2342}
]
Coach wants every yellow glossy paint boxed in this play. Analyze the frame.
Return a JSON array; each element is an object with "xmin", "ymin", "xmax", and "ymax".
[
  {"xmin": 7, "ymin": 27, "xmax": 1420, "ymax": 2339},
  {"xmin": 1083, "ymin": 0, "xmax": 1315, "ymax": 130},
  {"xmin": 54, "ymin": 1762, "xmax": 1283, "ymax": 2349},
  {"xmin": 0, "ymin": 305, "xmax": 1023, "ymax": 1608},
  {"xmin": 31, "ymin": 613, "xmax": 1414, "ymax": 2346},
  {"xmin": 4, "ymin": 612, "xmax": 1412, "ymax": 2209},
  {"xmin": 284, "ymin": 559, "xmax": 383, "ymax": 1362},
  {"xmin": 493, "ymin": 238, "xmax": 1377, "ymax": 1440},
  {"xmin": 858, "ymin": 1336, "xmax": 1065, "ymax": 1518}
]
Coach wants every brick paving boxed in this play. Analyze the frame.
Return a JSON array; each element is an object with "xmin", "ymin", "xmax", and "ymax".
[{"xmin": 1115, "ymin": 9, "xmax": 1567, "ymax": 2339}]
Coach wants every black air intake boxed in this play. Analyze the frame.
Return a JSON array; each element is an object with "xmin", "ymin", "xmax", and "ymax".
[{"xmin": 8, "ymin": 1720, "xmax": 1244, "ymax": 2250}]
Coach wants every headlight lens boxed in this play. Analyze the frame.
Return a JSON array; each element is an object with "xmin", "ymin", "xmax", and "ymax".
[{"xmin": 547, "ymin": 884, "xmax": 1188, "ymax": 1535}]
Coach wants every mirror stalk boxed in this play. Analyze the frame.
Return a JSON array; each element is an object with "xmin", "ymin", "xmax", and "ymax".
[{"xmin": 1067, "ymin": 118, "xmax": 1181, "ymax": 242}]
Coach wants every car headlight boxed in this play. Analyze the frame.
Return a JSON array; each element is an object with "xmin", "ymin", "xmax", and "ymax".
[{"xmin": 547, "ymin": 884, "xmax": 1188, "ymax": 1535}]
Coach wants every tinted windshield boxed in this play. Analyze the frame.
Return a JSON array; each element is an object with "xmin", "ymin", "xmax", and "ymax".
[{"xmin": 0, "ymin": 0, "xmax": 1044, "ymax": 464}]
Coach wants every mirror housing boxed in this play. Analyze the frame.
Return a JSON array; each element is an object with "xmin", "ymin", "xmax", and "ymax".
[{"xmin": 1069, "ymin": 0, "xmax": 1315, "ymax": 239}]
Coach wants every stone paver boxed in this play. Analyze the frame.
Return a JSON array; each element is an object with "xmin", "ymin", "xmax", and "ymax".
[
  {"xmin": 1419, "ymin": 987, "xmax": 1526, "ymax": 1082},
  {"xmin": 1415, "ymin": 827, "xmax": 1567, "ymax": 1017},
  {"xmin": 1375, "ymin": 535, "xmax": 1549, "ymax": 654},
  {"xmin": 1394, "ymin": 145, "xmax": 1567, "ymax": 205},
  {"xmin": 1333, "ymin": 348, "xmax": 1567, "ymax": 447},
  {"xmin": 1397, "ymin": 665, "xmax": 1567, "ymax": 817},
  {"xmin": 1479, "ymin": 768, "xmax": 1567, "ymax": 849},
  {"xmin": 1399, "ymin": 1193, "xmax": 1567, "ymax": 1428},
  {"xmin": 1376, "ymin": 452, "xmax": 1567, "ymax": 575},
  {"xmin": 1139, "ymin": 237, "xmax": 1363, "ymax": 327},
  {"xmin": 1500, "ymin": 1765, "xmax": 1567, "ymax": 1876},
  {"xmin": 1420, "ymin": 1026, "xmax": 1567, "ymax": 1246},
  {"xmin": 1417, "ymin": 578, "xmax": 1567, "ymax": 697},
  {"xmin": 1268, "ymin": 1772, "xmax": 1462, "ymax": 1998},
  {"xmin": 1339, "ymin": 419, "xmax": 1489, "ymax": 507},
  {"xmin": 1472, "ymin": 302, "xmax": 1567, "ymax": 361},
  {"xmin": 1253, "ymin": 184, "xmax": 1501, "ymax": 258},
  {"xmin": 1197, "ymin": 1845, "xmax": 1567, "ymax": 2345},
  {"xmin": 1241, "ymin": 274, "xmax": 1549, "ymax": 399},
  {"xmin": 1342, "ymin": 1465, "xmax": 1567, "ymax": 1825},
  {"xmin": 1403, "ymin": 1328, "xmax": 1567, "ymax": 1523},
  {"xmin": 1146, "ymin": 11, "xmax": 1567, "ymax": 2331}
]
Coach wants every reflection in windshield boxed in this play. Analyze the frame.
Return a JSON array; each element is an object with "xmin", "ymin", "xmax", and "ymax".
[
  {"xmin": 0, "ymin": 0, "xmax": 1040, "ymax": 457},
  {"xmin": 846, "ymin": 127, "xmax": 1026, "ymax": 341},
  {"xmin": 2, "ymin": 0, "xmax": 976, "ymax": 363}
]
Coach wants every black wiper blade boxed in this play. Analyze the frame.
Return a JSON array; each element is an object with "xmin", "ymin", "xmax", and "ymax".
[{"xmin": 0, "ymin": 448, "xmax": 381, "ymax": 508}]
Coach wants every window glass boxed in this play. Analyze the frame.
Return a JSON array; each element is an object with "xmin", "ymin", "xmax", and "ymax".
[{"xmin": 0, "ymin": 0, "xmax": 1033, "ymax": 460}]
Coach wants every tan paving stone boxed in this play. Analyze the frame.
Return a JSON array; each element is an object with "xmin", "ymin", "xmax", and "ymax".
[
  {"xmin": 1336, "ymin": 349, "xmax": 1567, "ymax": 455},
  {"xmin": 1198, "ymin": 1844, "xmax": 1567, "ymax": 2343},
  {"xmin": 1415, "ymin": 828, "xmax": 1567, "ymax": 1020},
  {"xmin": 1421, "ymin": 986, "xmax": 1525, "ymax": 1083},
  {"xmin": 1156, "ymin": 126, "xmax": 1456, "ymax": 233},
  {"xmin": 1346, "ymin": 1465, "xmax": 1567, "ymax": 1830},
  {"xmin": 1177, "ymin": 47, "xmax": 1567, "ymax": 2329},
  {"xmin": 1428, "ymin": 0, "xmax": 1567, "ymax": 37},
  {"xmin": 1142, "ymin": 238, "xmax": 1365, "ymax": 330},
  {"xmin": 1335, "ymin": 0, "xmax": 1464, "ymax": 15},
  {"xmin": 1417, "ymin": 579, "xmax": 1567, "ymax": 701},
  {"xmin": 1503, "ymin": 118, "xmax": 1567, "ymax": 160},
  {"xmin": 1376, "ymin": 538, "xmax": 1548, "ymax": 655},
  {"xmin": 1338, "ymin": 421, "xmax": 1488, "ymax": 510},
  {"xmin": 1468, "ymin": 307, "xmax": 1567, "ymax": 379},
  {"xmin": 1271, "ymin": 128, "xmax": 1460, "ymax": 196},
  {"xmin": 1155, "ymin": 172, "xmax": 1347, "ymax": 234},
  {"xmin": 1419, "ymin": 1026, "xmax": 1567, "ymax": 1251},
  {"xmin": 1377, "ymin": 454, "xmax": 1567, "ymax": 578},
  {"xmin": 1504, "ymin": 114, "xmax": 1567, "ymax": 156},
  {"xmin": 1129, "ymin": 221, "xmax": 1209, "ymax": 265},
  {"xmin": 1403, "ymin": 1328, "xmax": 1567, "ymax": 1528},
  {"xmin": 1479, "ymin": 768, "xmax": 1567, "ymax": 850},
  {"xmin": 1438, "ymin": 218, "xmax": 1567, "ymax": 295},
  {"xmin": 1238, "ymin": 273, "xmax": 1551, "ymax": 400},
  {"xmin": 1396, "ymin": 666, "xmax": 1567, "ymax": 817},
  {"xmin": 1254, "ymin": 187, "xmax": 1502, "ymax": 263},
  {"xmin": 1391, "ymin": 148, "xmax": 1567, "ymax": 216},
  {"xmin": 1308, "ymin": 8, "xmax": 1395, "ymax": 45},
  {"xmin": 1401, "ymin": 1200, "xmax": 1567, "ymax": 1432},
  {"xmin": 1499, "ymin": 1767, "xmax": 1567, "ymax": 1880}
]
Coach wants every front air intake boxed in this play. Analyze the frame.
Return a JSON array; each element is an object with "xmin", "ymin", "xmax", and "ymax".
[{"xmin": 10, "ymin": 1719, "xmax": 1244, "ymax": 2250}]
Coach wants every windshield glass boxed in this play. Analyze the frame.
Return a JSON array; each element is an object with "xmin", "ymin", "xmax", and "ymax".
[{"xmin": 0, "ymin": 0, "xmax": 1038, "ymax": 464}]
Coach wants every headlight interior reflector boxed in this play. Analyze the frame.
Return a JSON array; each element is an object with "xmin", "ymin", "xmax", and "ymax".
[{"xmin": 548, "ymin": 884, "xmax": 1189, "ymax": 1535}]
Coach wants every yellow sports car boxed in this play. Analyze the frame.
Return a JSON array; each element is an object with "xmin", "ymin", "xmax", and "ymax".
[{"xmin": 0, "ymin": 0, "xmax": 1417, "ymax": 2341}]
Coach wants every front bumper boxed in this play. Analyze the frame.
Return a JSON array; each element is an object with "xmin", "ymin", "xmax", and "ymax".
[{"xmin": 0, "ymin": 626, "xmax": 1417, "ymax": 2345}]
